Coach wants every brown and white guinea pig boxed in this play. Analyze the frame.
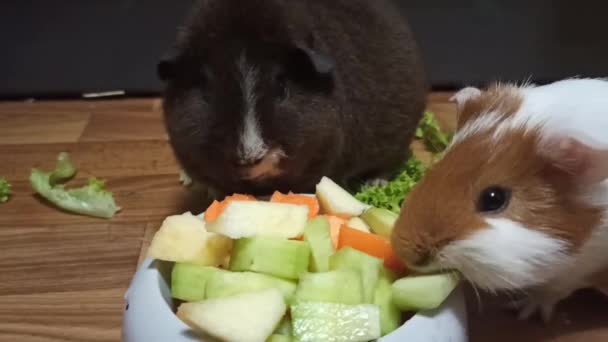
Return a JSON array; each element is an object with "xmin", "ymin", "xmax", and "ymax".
[
  {"xmin": 390, "ymin": 78, "xmax": 608, "ymax": 322},
  {"xmin": 157, "ymin": 0, "xmax": 427, "ymax": 196}
]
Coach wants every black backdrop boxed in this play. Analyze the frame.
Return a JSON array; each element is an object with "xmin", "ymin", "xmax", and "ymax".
[{"xmin": 2, "ymin": 0, "xmax": 608, "ymax": 99}]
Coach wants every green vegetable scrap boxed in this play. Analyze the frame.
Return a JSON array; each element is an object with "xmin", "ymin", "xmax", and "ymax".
[
  {"xmin": 30, "ymin": 152, "xmax": 120, "ymax": 219},
  {"xmin": 0, "ymin": 178, "xmax": 11, "ymax": 203},
  {"xmin": 354, "ymin": 111, "xmax": 452, "ymax": 212},
  {"xmin": 416, "ymin": 111, "xmax": 452, "ymax": 153}
]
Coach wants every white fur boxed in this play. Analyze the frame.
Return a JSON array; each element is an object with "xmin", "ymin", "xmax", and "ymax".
[
  {"xmin": 440, "ymin": 218, "xmax": 571, "ymax": 292},
  {"xmin": 503, "ymin": 78, "xmax": 608, "ymax": 150},
  {"xmin": 514, "ymin": 207, "xmax": 608, "ymax": 321},
  {"xmin": 449, "ymin": 111, "xmax": 504, "ymax": 147},
  {"xmin": 451, "ymin": 78, "xmax": 608, "ymax": 151},
  {"xmin": 237, "ymin": 53, "xmax": 268, "ymax": 164}
]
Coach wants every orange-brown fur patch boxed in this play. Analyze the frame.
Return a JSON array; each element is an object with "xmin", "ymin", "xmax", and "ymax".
[
  {"xmin": 392, "ymin": 85, "xmax": 603, "ymax": 266},
  {"xmin": 456, "ymin": 83, "xmax": 523, "ymax": 129}
]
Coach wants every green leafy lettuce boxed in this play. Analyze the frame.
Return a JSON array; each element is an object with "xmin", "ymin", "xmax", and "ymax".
[
  {"xmin": 355, "ymin": 157, "xmax": 425, "ymax": 213},
  {"xmin": 0, "ymin": 178, "xmax": 11, "ymax": 203},
  {"xmin": 354, "ymin": 111, "xmax": 452, "ymax": 213},
  {"xmin": 30, "ymin": 152, "xmax": 120, "ymax": 219}
]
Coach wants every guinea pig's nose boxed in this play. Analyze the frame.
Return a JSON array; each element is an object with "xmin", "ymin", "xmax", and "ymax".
[
  {"xmin": 237, "ymin": 156, "xmax": 264, "ymax": 167},
  {"xmin": 410, "ymin": 251, "xmax": 432, "ymax": 268}
]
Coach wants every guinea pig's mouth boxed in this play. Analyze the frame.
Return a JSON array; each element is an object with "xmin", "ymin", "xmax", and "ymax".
[
  {"xmin": 406, "ymin": 260, "xmax": 444, "ymax": 274},
  {"xmin": 241, "ymin": 148, "xmax": 286, "ymax": 181}
]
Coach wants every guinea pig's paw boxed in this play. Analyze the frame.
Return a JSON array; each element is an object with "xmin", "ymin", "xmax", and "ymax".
[
  {"xmin": 512, "ymin": 289, "xmax": 570, "ymax": 323},
  {"xmin": 516, "ymin": 297, "xmax": 557, "ymax": 323}
]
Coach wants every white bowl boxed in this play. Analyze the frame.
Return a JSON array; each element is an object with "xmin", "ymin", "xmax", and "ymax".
[{"xmin": 122, "ymin": 257, "xmax": 469, "ymax": 342}]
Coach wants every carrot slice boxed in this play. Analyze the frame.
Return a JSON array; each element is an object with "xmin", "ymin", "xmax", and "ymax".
[
  {"xmin": 338, "ymin": 226, "xmax": 406, "ymax": 273},
  {"xmin": 225, "ymin": 194, "xmax": 256, "ymax": 201},
  {"xmin": 204, "ymin": 200, "xmax": 223, "ymax": 222},
  {"xmin": 270, "ymin": 191, "xmax": 320, "ymax": 218},
  {"xmin": 203, "ymin": 194, "xmax": 256, "ymax": 222},
  {"xmin": 384, "ymin": 249, "xmax": 407, "ymax": 274}
]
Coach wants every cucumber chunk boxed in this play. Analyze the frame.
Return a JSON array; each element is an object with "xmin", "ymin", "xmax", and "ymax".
[
  {"xmin": 291, "ymin": 302, "xmax": 381, "ymax": 342},
  {"xmin": 267, "ymin": 334, "xmax": 292, "ymax": 342},
  {"xmin": 373, "ymin": 274, "xmax": 401, "ymax": 336},
  {"xmin": 329, "ymin": 247, "xmax": 382, "ymax": 303},
  {"xmin": 206, "ymin": 268, "xmax": 297, "ymax": 303},
  {"xmin": 303, "ymin": 216, "xmax": 335, "ymax": 272},
  {"xmin": 274, "ymin": 316, "xmax": 293, "ymax": 336},
  {"xmin": 391, "ymin": 272, "xmax": 460, "ymax": 311},
  {"xmin": 294, "ymin": 270, "xmax": 364, "ymax": 305},
  {"xmin": 360, "ymin": 207, "xmax": 398, "ymax": 238},
  {"xmin": 229, "ymin": 237, "xmax": 311, "ymax": 280},
  {"xmin": 170, "ymin": 263, "xmax": 216, "ymax": 302}
]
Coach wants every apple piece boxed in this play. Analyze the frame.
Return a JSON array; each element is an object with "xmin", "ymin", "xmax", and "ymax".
[
  {"xmin": 294, "ymin": 270, "xmax": 364, "ymax": 304},
  {"xmin": 315, "ymin": 176, "xmax": 370, "ymax": 216},
  {"xmin": 147, "ymin": 212, "xmax": 233, "ymax": 266},
  {"xmin": 347, "ymin": 217, "xmax": 371, "ymax": 232},
  {"xmin": 177, "ymin": 288, "xmax": 287, "ymax": 342},
  {"xmin": 206, "ymin": 201, "xmax": 309, "ymax": 239},
  {"xmin": 391, "ymin": 272, "xmax": 460, "ymax": 311},
  {"xmin": 205, "ymin": 268, "xmax": 297, "ymax": 304},
  {"xmin": 291, "ymin": 302, "xmax": 381, "ymax": 342},
  {"xmin": 360, "ymin": 207, "xmax": 398, "ymax": 238},
  {"xmin": 229, "ymin": 237, "xmax": 311, "ymax": 280},
  {"xmin": 171, "ymin": 263, "xmax": 217, "ymax": 302},
  {"xmin": 303, "ymin": 216, "xmax": 335, "ymax": 272}
]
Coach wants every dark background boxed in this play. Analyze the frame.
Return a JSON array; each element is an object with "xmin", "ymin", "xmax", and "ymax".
[{"xmin": 1, "ymin": 0, "xmax": 607, "ymax": 99}]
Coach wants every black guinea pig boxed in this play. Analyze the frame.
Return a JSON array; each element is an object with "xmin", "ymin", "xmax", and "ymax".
[{"xmin": 158, "ymin": 0, "xmax": 428, "ymax": 197}]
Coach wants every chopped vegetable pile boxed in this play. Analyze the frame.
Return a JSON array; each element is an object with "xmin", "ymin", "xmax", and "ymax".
[
  {"xmin": 354, "ymin": 111, "xmax": 452, "ymax": 213},
  {"xmin": 30, "ymin": 152, "xmax": 120, "ymax": 219},
  {"xmin": 146, "ymin": 175, "xmax": 460, "ymax": 342},
  {"xmin": 0, "ymin": 177, "xmax": 11, "ymax": 203}
]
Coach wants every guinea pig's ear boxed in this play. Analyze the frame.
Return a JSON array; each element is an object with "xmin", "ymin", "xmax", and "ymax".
[
  {"xmin": 450, "ymin": 87, "xmax": 482, "ymax": 107},
  {"xmin": 284, "ymin": 45, "xmax": 335, "ymax": 92},
  {"xmin": 285, "ymin": 42, "xmax": 335, "ymax": 78},
  {"xmin": 450, "ymin": 87, "xmax": 482, "ymax": 127},
  {"xmin": 296, "ymin": 46, "xmax": 335, "ymax": 75},
  {"xmin": 540, "ymin": 136, "xmax": 608, "ymax": 185}
]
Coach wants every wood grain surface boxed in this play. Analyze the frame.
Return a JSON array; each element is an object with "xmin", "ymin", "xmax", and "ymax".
[{"xmin": 0, "ymin": 95, "xmax": 606, "ymax": 342}]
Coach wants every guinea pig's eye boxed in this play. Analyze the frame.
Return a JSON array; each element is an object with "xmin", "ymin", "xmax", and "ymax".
[{"xmin": 477, "ymin": 186, "xmax": 511, "ymax": 213}]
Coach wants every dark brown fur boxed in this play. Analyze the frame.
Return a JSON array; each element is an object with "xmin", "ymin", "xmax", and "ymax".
[{"xmin": 158, "ymin": 0, "xmax": 428, "ymax": 196}]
